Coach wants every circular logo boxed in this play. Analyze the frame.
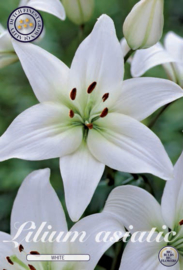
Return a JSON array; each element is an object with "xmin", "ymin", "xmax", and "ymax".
[
  {"xmin": 7, "ymin": 6, "xmax": 44, "ymax": 43},
  {"xmin": 158, "ymin": 246, "xmax": 179, "ymax": 267}
]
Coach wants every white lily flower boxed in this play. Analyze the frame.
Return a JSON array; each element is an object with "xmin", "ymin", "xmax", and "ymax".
[
  {"xmin": 0, "ymin": 0, "xmax": 65, "ymax": 69},
  {"xmin": 123, "ymin": 0, "xmax": 164, "ymax": 50},
  {"xmin": 0, "ymin": 15, "xmax": 183, "ymax": 221},
  {"xmin": 131, "ymin": 32, "xmax": 183, "ymax": 88},
  {"xmin": 62, "ymin": 0, "xmax": 94, "ymax": 25},
  {"xmin": 104, "ymin": 151, "xmax": 183, "ymax": 269},
  {"xmin": 0, "ymin": 169, "xmax": 125, "ymax": 270}
]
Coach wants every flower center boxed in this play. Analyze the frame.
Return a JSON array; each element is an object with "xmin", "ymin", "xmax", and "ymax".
[
  {"xmin": 68, "ymin": 81, "xmax": 109, "ymax": 130},
  {"xmin": 168, "ymin": 220, "xmax": 183, "ymax": 256},
  {"xmin": 5, "ymin": 245, "xmax": 41, "ymax": 270}
]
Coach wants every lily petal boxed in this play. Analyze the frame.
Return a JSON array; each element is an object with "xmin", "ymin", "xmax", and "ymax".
[
  {"xmin": 12, "ymin": 41, "xmax": 69, "ymax": 103},
  {"xmin": 113, "ymin": 77, "xmax": 183, "ymax": 121},
  {"xmin": 0, "ymin": 23, "xmax": 5, "ymax": 33},
  {"xmin": 121, "ymin": 37, "xmax": 131, "ymax": 58},
  {"xmin": 171, "ymin": 62, "xmax": 183, "ymax": 88},
  {"xmin": 0, "ymin": 103, "xmax": 82, "ymax": 161},
  {"xmin": 0, "ymin": 232, "xmax": 15, "ymax": 269},
  {"xmin": 70, "ymin": 213, "xmax": 125, "ymax": 270},
  {"xmin": 164, "ymin": 32, "xmax": 183, "ymax": 62},
  {"xmin": 27, "ymin": 0, "xmax": 66, "ymax": 20},
  {"xmin": 19, "ymin": 0, "xmax": 29, "ymax": 6},
  {"xmin": 11, "ymin": 169, "xmax": 69, "ymax": 254},
  {"xmin": 60, "ymin": 143, "xmax": 105, "ymax": 221},
  {"xmin": 119, "ymin": 235, "xmax": 167, "ymax": 270},
  {"xmin": 0, "ymin": 31, "xmax": 14, "ymax": 52},
  {"xmin": 131, "ymin": 43, "xmax": 175, "ymax": 77},
  {"xmin": 162, "ymin": 151, "xmax": 183, "ymax": 229},
  {"xmin": 104, "ymin": 186, "xmax": 164, "ymax": 232},
  {"xmin": 162, "ymin": 63, "xmax": 178, "ymax": 83},
  {"xmin": 70, "ymin": 14, "xmax": 124, "ymax": 108},
  {"xmin": 87, "ymin": 113, "xmax": 173, "ymax": 180}
]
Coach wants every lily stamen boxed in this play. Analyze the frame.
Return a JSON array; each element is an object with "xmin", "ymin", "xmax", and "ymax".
[
  {"xmin": 69, "ymin": 110, "xmax": 75, "ymax": 118},
  {"xmin": 28, "ymin": 264, "xmax": 37, "ymax": 270},
  {"xmin": 30, "ymin": 251, "xmax": 40, "ymax": 255},
  {"xmin": 87, "ymin": 82, "xmax": 97, "ymax": 94},
  {"xmin": 19, "ymin": 244, "xmax": 24, "ymax": 252},
  {"xmin": 179, "ymin": 220, "xmax": 183, "ymax": 226},
  {"xmin": 102, "ymin": 93, "xmax": 109, "ymax": 102},
  {"xmin": 86, "ymin": 123, "xmax": 93, "ymax": 129},
  {"xmin": 70, "ymin": 88, "xmax": 77, "ymax": 100},
  {"xmin": 6, "ymin": 257, "xmax": 14, "ymax": 265},
  {"xmin": 100, "ymin": 108, "xmax": 108, "ymax": 118}
]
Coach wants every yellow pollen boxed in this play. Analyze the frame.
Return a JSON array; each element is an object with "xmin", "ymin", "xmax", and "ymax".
[
  {"xmin": 24, "ymin": 24, "xmax": 28, "ymax": 28},
  {"xmin": 25, "ymin": 18, "xmax": 30, "ymax": 22},
  {"xmin": 19, "ymin": 20, "xmax": 24, "ymax": 24},
  {"xmin": 18, "ymin": 25, "xmax": 22, "ymax": 29},
  {"xmin": 29, "ymin": 23, "xmax": 33, "ymax": 27}
]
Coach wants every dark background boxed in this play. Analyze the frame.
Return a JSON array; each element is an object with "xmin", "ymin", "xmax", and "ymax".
[{"xmin": 0, "ymin": 0, "xmax": 183, "ymax": 269}]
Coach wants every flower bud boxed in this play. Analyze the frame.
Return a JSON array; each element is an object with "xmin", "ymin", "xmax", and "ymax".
[
  {"xmin": 123, "ymin": 0, "xmax": 164, "ymax": 50},
  {"xmin": 62, "ymin": 0, "xmax": 94, "ymax": 25},
  {"xmin": 0, "ymin": 26, "xmax": 18, "ymax": 68}
]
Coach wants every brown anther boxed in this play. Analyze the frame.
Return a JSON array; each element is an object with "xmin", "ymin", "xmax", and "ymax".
[
  {"xmin": 6, "ymin": 257, "xmax": 14, "ymax": 265},
  {"xmin": 19, "ymin": 244, "xmax": 24, "ymax": 252},
  {"xmin": 86, "ymin": 123, "xmax": 93, "ymax": 129},
  {"xmin": 179, "ymin": 220, "xmax": 183, "ymax": 226},
  {"xmin": 28, "ymin": 264, "xmax": 37, "ymax": 270},
  {"xmin": 100, "ymin": 108, "xmax": 108, "ymax": 118},
  {"xmin": 70, "ymin": 88, "xmax": 77, "ymax": 100},
  {"xmin": 87, "ymin": 82, "xmax": 97, "ymax": 94},
  {"xmin": 69, "ymin": 110, "xmax": 74, "ymax": 118},
  {"xmin": 102, "ymin": 93, "xmax": 109, "ymax": 102},
  {"xmin": 30, "ymin": 251, "xmax": 40, "ymax": 255}
]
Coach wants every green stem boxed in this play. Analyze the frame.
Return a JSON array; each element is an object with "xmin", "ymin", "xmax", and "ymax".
[
  {"xmin": 124, "ymin": 49, "xmax": 134, "ymax": 63},
  {"xmin": 131, "ymin": 174, "xmax": 155, "ymax": 196},
  {"xmin": 122, "ymin": 176, "xmax": 135, "ymax": 185},
  {"xmin": 111, "ymin": 241, "xmax": 124, "ymax": 270},
  {"xmin": 10, "ymin": 255, "xmax": 29, "ymax": 270},
  {"xmin": 148, "ymin": 103, "xmax": 172, "ymax": 129},
  {"xmin": 80, "ymin": 24, "xmax": 85, "ymax": 32},
  {"xmin": 79, "ymin": 24, "xmax": 85, "ymax": 41},
  {"xmin": 141, "ymin": 174, "xmax": 155, "ymax": 196}
]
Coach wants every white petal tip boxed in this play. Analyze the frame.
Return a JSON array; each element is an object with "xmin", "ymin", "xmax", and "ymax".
[
  {"xmin": 61, "ymin": 14, "xmax": 66, "ymax": 20},
  {"xmin": 97, "ymin": 14, "xmax": 111, "ymax": 21},
  {"xmin": 67, "ymin": 205, "xmax": 84, "ymax": 222},
  {"xmin": 69, "ymin": 213, "xmax": 81, "ymax": 223},
  {"xmin": 58, "ymin": 10, "xmax": 66, "ymax": 21},
  {"xmin": 96, "ymin": 14, "xmax": 115, "ymax": 33}
]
